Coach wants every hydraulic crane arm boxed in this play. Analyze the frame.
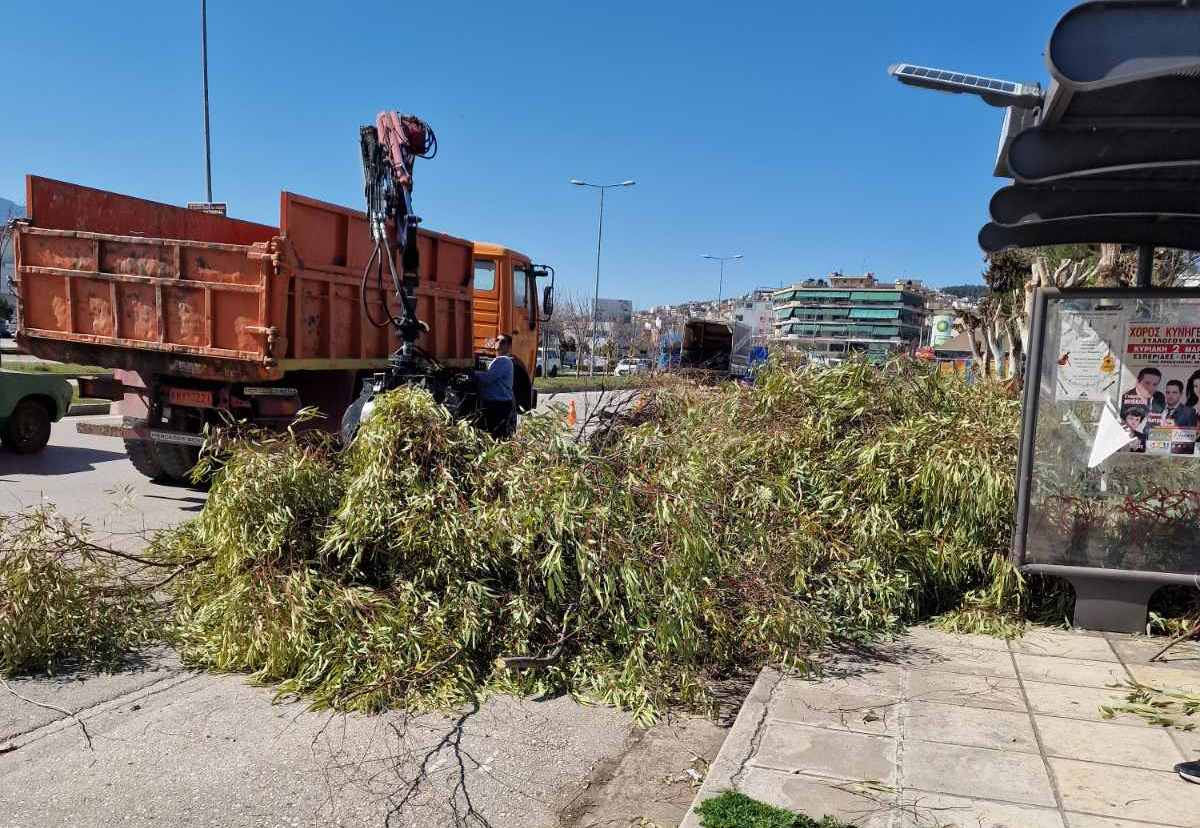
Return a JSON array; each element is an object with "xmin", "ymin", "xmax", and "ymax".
[{"xmin": 359, "ymin": 111, "xmax": 437, "ymax": 350}]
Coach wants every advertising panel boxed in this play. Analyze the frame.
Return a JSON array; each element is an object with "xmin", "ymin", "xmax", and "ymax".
[
  {"xmin": 1054, "ymin": 307, "xmax": 1123, "ymax": 403},
  {"xmin": 1118, "ymin": 322, "xmax": 1200, "ymax": 457}
]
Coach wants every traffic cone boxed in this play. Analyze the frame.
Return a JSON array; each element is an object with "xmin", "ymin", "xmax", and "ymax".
[{"xmin": 567, "ymin": 399, "xmax": 577, "ymax": 427}]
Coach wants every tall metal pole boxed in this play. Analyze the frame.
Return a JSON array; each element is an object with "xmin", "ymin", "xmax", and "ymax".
[
  {"xmin": 717, "ymin": 259, "xmax": 725, "ymax": 316},
  {"xmin": 704, "ymin": 254, "xmax": 742, "ymax": 321},
  {"xmin": 590, "ymin": 187, "xmax": 605, "ymax": 377},
  {"xmin": 571, "ymin": 179, "xmax": 634, "ymax": 375},
  {"xmin": 201, "ymin": 0, "xmax": 213, "ymax": 203}
]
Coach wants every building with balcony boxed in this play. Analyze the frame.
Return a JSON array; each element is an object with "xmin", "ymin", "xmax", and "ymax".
[
  {"xmin": 731, "ymin": 288, "xmax": 777, "ymax": 340},
  {"xmin": 772, "ymin": 273, "xmax": 927, "ymax": 360}
]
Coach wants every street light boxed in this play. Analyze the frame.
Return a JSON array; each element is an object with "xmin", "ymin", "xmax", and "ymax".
[
  {"xmin": 702, "ymin": 254, "xmax": 743, "ymax": 319},
  {"xmin": 571, "ymin": 179, "xmax": 635, "ymax": 375},
  {"xmin": 200, "ymin": 0, "xmax": 214, "ymax": 203}
]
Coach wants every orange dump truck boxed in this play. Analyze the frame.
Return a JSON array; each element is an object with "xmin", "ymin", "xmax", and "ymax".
[{"xmin": 11, "ymin": 176, "xmax": 553, "ymax": 481}]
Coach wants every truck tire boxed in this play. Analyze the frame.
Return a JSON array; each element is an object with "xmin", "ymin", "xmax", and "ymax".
[
  {"xmin": 2, "ymin": 399, "xmax": 52, "ymax": 454},
  {"xmin": 123, "ymin": 438, "xmax": 168, "ymax": 481},
  {"xmin": 156, "ymin": 442, "xmax": 201, "ymax": 484}
]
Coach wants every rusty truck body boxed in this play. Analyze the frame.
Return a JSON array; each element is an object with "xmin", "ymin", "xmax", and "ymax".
[{"xmin": 11, "ymin": 176, "xmax": 549, "ymax": 481}]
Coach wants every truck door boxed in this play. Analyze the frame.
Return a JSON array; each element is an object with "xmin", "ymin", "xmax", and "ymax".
[
  {"xmin": 509, "ymin": 259, "xmax": 538, "ymax": 376},
  {"xmin": 472, "ymin": 257, "xmax": 501, "ymax": 356}
]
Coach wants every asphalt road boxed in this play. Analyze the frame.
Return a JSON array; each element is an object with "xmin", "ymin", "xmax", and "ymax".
[
  {"xmin": 1, "ymin": 388, "xmax": 721, "ymax": 828},
  {"xmin": 0, "ymin": 415, "xmax": 206, "ymax": 540}
]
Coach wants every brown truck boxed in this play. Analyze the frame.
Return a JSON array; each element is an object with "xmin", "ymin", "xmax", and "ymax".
[{"xmin": 10, "ymin": 176, "xmax": 553, "ymax": 481}]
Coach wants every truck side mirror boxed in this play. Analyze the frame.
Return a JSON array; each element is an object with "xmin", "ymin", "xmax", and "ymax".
[{"xmin": 542, "ymin": 285, "xmax": 554, "ymax": 318}]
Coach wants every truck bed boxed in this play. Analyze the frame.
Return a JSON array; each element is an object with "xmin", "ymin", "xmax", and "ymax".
[{"xmin": 13, "ymin": 177, "xmax": 475, "ymax": 382}]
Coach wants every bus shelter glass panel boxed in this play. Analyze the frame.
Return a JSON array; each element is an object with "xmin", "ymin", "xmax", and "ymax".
[{"xmin": 1025, "ymin": 294, "xmax": 1200, "ymax": 574}]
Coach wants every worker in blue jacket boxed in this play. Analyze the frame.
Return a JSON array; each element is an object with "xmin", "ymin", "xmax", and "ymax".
[{"xmin": 476, "ymin": 334, "xmax": 516, "ymax": 438}]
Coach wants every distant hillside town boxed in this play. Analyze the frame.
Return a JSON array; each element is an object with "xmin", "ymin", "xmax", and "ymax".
[{"xmin": 620, "ymin": 272, "xmax": 981, "ymax": 365}]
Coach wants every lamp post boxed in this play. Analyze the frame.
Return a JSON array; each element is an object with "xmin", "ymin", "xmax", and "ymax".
[
  {"xmin": 703, "ymin": 254, "xmax": 743, "ymax": 320},
  {"xmin": 201, "ymin": 0, "xmax": 213, "ymax": 202},
  {"xmin": 571, "ymin": 179, "xmax": 635, "ymax": 375}
]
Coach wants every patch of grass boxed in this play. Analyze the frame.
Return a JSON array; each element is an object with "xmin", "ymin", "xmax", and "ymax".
[
  {"xmin": 2, "ymin": 361, "xmax": 110, "ymax": 376},
  {"xmin": 695, "ymin": 791, "xmax": 854, "ymax": 828},
  {"xmin": 535, "ymin": 372, "xmax": 648, "ymax": 392}
]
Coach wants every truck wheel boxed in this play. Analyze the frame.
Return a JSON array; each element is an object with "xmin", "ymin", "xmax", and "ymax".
[
  {"xmin": 156, "ymin": 443, "xmax": 201, "ymax": 484},
  {"xmin": 123, "ymin": 438, "xmax": 167, "ymax": 481},
  {"xmin": 2, "ymin": 399, "xmax": 52, "ymax": 454},
  {"xmin": 550, "ymin": 366, "xmax": 558, "ymax": 378}
]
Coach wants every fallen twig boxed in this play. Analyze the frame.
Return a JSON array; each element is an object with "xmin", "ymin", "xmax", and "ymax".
[
  {"xmin": 1151, "ymin": 618, "xmax": 1200, "ymax": 663},
  {"xmin": 0, "ymin": 677, "xmax": 94, "ymax": 751}
]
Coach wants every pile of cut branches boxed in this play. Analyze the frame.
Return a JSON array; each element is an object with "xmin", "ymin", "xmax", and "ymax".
[{"xmin": 143, "ymin": 359, "xmax": 1025, "ymax": 722}]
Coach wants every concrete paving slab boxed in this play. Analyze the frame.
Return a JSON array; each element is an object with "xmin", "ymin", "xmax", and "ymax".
[
  {"xmin": 895, "ymin": 626, "xmax": 1013, "ymax": 653},
  {"xmin": 896, "ymin": 645, "xmax": 1019, "ymax": 679},
  {"xmin": 684, "ymin": 626, "xmax": 1200, "ymax": 828},
  {"xmin": 902, "ymin": 700, "xmax": 1039, "ymax": 753},
  {"xmin": 1013, "ymin": 654, "xmax": 1130, "ymax": 688},
  {"xmin": 817, "ymin": 658, "xmax": 906, "ymax": 692},
  {"xmin": 1064, "ymin": 813, "xmax": 1189, "ymax": 827},
  {"xmin": 904, "ymin": 670, "xmax": 1026, "ymax": 712},
  {"xmin": 769, "ymin": 684, "xmax": 898, "ymax": 736},
  {"xmin": 896, "ymin": 790, "xmax": 1065, "ymax": 828},
  {"xmin": 1164, "ymin": 722, "xmax": 1200, "ymax": 759},
  {"xmin": 1049, "ymin": 759, "xmax": 1197, "ymax": 826},
  {"xmin": 1010, "ymin": 630, "xmax": 1119, "ymax": 663},
  {"xmin": 1126, "ymin": 663, "xmax": 1200, "ymax": 694},
  {"xmin": 752, "ymin": 721, "xmax": 896, "ymax": 784},
  {"xmin": 1034, "ymin": 714, "xmax": 1182, "ymax": 770},
  {"xmin": 1021, "ymin": 680, "xmax": 1130, "ymax": 723},
  {"xmin": 738, "ymin": 768, "xmax": 893, "ymax": 828},
  {"xmin": 902, "ymin": 740, "xmax": 1056, "ymax": 807},
  {"xmin": 1108, "ymin": 637, "xmax": 1200, "ymax": 671}
]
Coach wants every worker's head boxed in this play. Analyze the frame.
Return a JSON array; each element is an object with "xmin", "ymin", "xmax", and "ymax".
[{"xmin": 496, "ymin": 334, "xmax": 513, "ymax": 355}]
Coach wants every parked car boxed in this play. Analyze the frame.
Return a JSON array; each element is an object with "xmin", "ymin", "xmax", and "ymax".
[
  {"xmin": 0, "ymin": 365, "xmax": 72, "ymax": 453},
  {"xmin": 613, "ymin": 358, "xmax": 650, "ymax": 376},
  {"xmin": 536, "ymin": 347, "xmax": 561, "ymax": 378},
  {"xmin": 562, "ymin": 352, "xmax": 577, "ymax": 370}
]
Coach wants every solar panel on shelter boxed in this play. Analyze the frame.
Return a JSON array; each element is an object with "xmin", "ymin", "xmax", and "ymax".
[
  {"xmin": 891, "ymin": 0, "xmax": 1200, "ymax": 252},
  {"xmin": 888, "ymin": 63, "xmax": 1040, "ymax": 108}
]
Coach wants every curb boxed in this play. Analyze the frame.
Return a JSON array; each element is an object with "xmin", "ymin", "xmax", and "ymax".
[
  {"xmin": 678, "ymin": 666, "xmax": 782, "ymax": 828},
  {"xmin": 68, "ymin": 402, "xmax": 111, "ymax": 416}
]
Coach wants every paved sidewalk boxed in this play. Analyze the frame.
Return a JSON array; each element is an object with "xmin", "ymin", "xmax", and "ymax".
[{"xmin": 683, "ymin": 626, "xmax": 1200, "ymax": 828}]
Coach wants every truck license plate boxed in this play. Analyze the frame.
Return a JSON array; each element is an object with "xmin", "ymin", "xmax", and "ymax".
[{"xmin": 166, "ymin": 388, "xmax": 213, "ymax": 408}]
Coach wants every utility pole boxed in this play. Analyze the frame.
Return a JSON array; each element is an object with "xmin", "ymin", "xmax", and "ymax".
[
  {"xmin": 571, "ymin": 179, "xmax": 635, "ymax": 375},
  {"xmin": 703, "ymin": 254, "xmax": 743, "ymax": 320},
  {"xmin": 201, "ymin": 0, "xmax": 213, "ymax": 202}
]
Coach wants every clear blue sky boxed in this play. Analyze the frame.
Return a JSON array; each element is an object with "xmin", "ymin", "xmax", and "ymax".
[{"xmin": 0, "ymin": 1, "xmax": 1072, "ymax": 307}]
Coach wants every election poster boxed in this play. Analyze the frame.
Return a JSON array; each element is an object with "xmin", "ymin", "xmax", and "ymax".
[
  {"xmin": 1118, "ymin": 322, "xmax": 1200, "ymax": 457},
  {"xmin": 1055, "ymin": 308, "xmax": 1125, "ymax": 402}
]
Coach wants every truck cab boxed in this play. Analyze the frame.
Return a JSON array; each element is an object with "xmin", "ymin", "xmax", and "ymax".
[{"xmin": 471, "ymin": 244, "xmax": 553, "ymax": 408}]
